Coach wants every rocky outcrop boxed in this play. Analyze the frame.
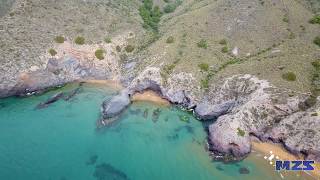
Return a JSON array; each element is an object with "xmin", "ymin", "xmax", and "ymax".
[
  {"xmin": 205, "ymin": 75, "xmax": 319, "ymax": 161},
  {"xmin": 36, "ymin": 92, "xmax": 64, "ymax": 109},
  {"xmin": 101, "ymin": 89, "xmax": 131, "ymax": 120},
  {"xmin": 100, "ymin": 68, "xmax": 320, "ymax": 162},
  {"xmin": 1, "ymin": 56, "xmax": 113, "ymax": 98}
]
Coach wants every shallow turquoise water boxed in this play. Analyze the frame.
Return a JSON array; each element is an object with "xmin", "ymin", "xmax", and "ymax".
[{"xmin": 0, "ymin": 84, "xmax": 308, "ymax": 180}]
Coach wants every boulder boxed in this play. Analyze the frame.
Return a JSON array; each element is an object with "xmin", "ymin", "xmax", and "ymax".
[{"xmin": 101, "ymin": 90, "xmax": 131, "ymax": 119}]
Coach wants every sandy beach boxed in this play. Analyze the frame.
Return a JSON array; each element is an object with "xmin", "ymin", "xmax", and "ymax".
[
  {"xmin": 131, "ymin": 90, "xmax": 170, "ymax": 106},
  {"xmin": 252, "ymin": 141, "xmax": 320, "ymax": 179},
  {"xmin": 80, "ymin": 79, "xmax": 123, "ymax": 90}
]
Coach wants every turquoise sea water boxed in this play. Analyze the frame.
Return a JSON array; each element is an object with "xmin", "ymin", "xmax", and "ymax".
[{"xmin": 0, "ymin": 83, "xmax": 313, "ymax": 180}]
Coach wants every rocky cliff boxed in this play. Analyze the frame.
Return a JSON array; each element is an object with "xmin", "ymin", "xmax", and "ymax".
[{"xmin": 101, "ymin": 67, "xmax": 320, "ymax": 162}]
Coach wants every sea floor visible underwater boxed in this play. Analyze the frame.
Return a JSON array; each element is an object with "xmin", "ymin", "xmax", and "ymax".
[{"xmin": 0, "ymin": 83, "xmax": 315, "ymax": 180}]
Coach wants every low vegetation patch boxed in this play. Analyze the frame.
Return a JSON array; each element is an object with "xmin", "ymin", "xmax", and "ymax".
[
  {"xmin": 166, "ymin": 36, "xmax": 174, "ymax": 43},
  {"xmin": 125, "ymin": 45, "xmax": 135, "ymax": 53},
  {"xmin": 309, "ymin": 15, "xmax": 320, "ymax": 24},
  {"xmin": 95, "ymin": 49, "xmax": 105, "ymax": 60},
  {"xmin": 163, "ymin": 0, "xmax": 182, "ymax": 13},
  {"xmin": 219, "ymin": 39, "xmax": 227, "ymax": 45},
  {"xmin": 200, "ymin": 78, "xmax": 209, "ymax": 89},
  {"xmin": 48, "ymin": 48, "xmax": 57, "ymax": 56},
  {"xmin": 198, "ymin": 63, "xmax": 209, "ymax": 72},
  {"xmin": 221, "ymin": 46, "xmax": 228, "ymax": 53},
  {"xmin": 237, "ymin": 128, "xmax": 245, "ymax": 137},
  {"xmin": 116, "ymin": 46, "xmax": 121, "ymax": 52},
  {"xmin": 314, "ymin": 36, "xmax": 320, "ymax": 47},
  {"xmin": 197, "ymin": 39, "xmax": 208, "ymax": 49},
  {"xmin": 75, "ymin": 36, "xmax": 85, "ymax": 45},
  {"xmin": 104, "ymin": 37, "xmax": 111, "ymax": 43},
  {"xmin": 139, "ymin": 0, "xmax": 162, "ymax": 31},
  {"xmin": 282, "ymin": 72, "xmax": 296, "ymax": 81},
  {"xmin": 54, "ymin": 36, "xmax": 65, "ymax": 43}
]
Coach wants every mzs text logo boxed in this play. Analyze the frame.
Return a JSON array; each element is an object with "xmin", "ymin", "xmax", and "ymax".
[{"xmin": 275, "ymin": 160, "xmax": 315, "ymax": 171}]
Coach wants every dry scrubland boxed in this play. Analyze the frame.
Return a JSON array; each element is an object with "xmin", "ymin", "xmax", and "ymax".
[{"xmin": 0, "ymin": 0, "xmax": 319, "ymax": 94}]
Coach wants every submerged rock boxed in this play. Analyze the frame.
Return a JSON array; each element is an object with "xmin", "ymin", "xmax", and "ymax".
[
  {"xmin": 239, "ymin": 167, "xmax": 250, "ymax": 174},
  {"xmin": 86, "ymin": 155, "xmax": 98, "ymax": 166},
  {"xmin": 36, "ymin": 92, "xmax": 64, "ymax": 109},
  {"xmin": 93, "ymin": 163, "xmax": 128, "ymax": 180},
  {"xmin": 152, "ymin": 108, "xmax": 161, "ymax": 123},
  {"xmin": 63, "ymin": 87, "xmax": 81, "ymax": 101},
  {"xmin": 143, "ymin": 109, "xmax": 149, "ymax": 119}
]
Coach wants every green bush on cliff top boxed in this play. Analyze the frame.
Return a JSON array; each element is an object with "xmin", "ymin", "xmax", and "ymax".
[
  {"xmin": 282, "ymin": 72, "xmax": 296, "ymax": 81},
  {"xmin": 54, "ymin": 36, "xmax": 65, "ymax": 43},
  {"xmin": 95, "ymin": 49, "xmax": 105, "ymax": 60},
  {"xmin": 75, "ymin": 36, "xmax": 85, "ymax": 45},
  {"xmin": 48, "ymin": 48, "xmax": 57, "ymax": 56}
]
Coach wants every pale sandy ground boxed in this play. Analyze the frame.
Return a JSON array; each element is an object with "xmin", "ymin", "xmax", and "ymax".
[
  {"xmin": 82, "ymin": 79, "xmax": 123, "ymax": 90},
  {"xmin": 252, "ymin": 141, "xmax": 320, "ymax": 179},
  {"xmin": 131, "ymin": 90, "xmax": 170, "ymax": 106}
]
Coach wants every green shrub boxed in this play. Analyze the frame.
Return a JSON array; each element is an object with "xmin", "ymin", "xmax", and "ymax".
[
  {"xmin": 163, "ymin": 0, "xmax": 170, "ymax": 2},
  {"xmin": 312, "ymin": 60, "xmax": 320, "ymax": 69},
  {"xmin": 164, "ymin": 4, "xmax": 176, "ymax": 13},
  {"xmin": 314, "ymin": 36, "xmax": 320, "ymax": 47},
  {"xmin": 282, "ymin": 17, "xmax": 289, "ymax": 23},
  {"xmin": 197, "ymin": 39, "xmax": 208, "ymax": 49},
  {"xmin": 104, "ymin": 37, "xmax": 111, "ymax": 43},
  {"xmin": 282, "ymin": 72, "xmax": 296, "ymax": 81},
  {"xmin": 116, "ymin": 46, "xmax": 121, "ymax": 52},
  {"xmin": 219, "ymin": 39, "xmax": 227, "ymax": 45},
  {"xmin": 54, "ymin": 36, "xmax": 65, "ymax": 43},
  {"xmin": 221, "ymin": 46, "xmax": 228, "ymax": 53},
  {"xmin": 200, "ymin": 78, "xmax": 209, "ymax": 89},
  {"xmin": 74, "ymin": 36, "xmax": 85, "ymax": 45},
  {"xmin": 139, "ymin": 0, "xmax": 162, "ymax": 31},
  {"xmin": 237, "ymin": 128, "xmax": 245, "ymax": 137},
  {"xmin": 198, "ymin": 63, "xmax": 209, "ymax": 71},
  {"xmin": 166, "ymin": 36, "xmax": 174, "ymax": 43},
  {"xmin": 309, "ymin": 15, "xmax": 320, "ymax": 24},
  {"xmin": 48, "ymin": 48, "xmax": 57, "ymax": 56},
  {"xmin": 125, "ymin": 45, "xmax": 135, "ymax": 53},
  {"xmin": 95, "ymin": 49, "xmax": 105, "ymax": 60}
]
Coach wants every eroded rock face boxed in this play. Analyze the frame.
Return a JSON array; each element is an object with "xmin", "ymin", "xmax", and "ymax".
[
  {"xmin": 101, "ymin": 89, "xmax": 130, "ymax": 119},
  {"xmin": 206, "ymin": 75, "xmax": 319, "ymax": 160}
]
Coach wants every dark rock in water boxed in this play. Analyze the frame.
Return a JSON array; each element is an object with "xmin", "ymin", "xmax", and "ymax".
[
  {"xmin": 93, "ymin": 163, "xmax": 128, "ymax": 180},
  {"xmin": 0, "ymin": 103, "xmax": 6, "ymax": 109},
  {"xmin": 167, "ymin": 133, "xmax": 179, "ymax": 141},
  {"xmin": 129, "ymin": 108, "xmax": 141, "ymax": 116},
  {"xmin": 174, "ymin": 125, "xmax": 194, "ymax": 134},
  {"xmin": 178, "ymin": 115, "xmax": 190, "ymax": 123},
  {"xmin": 164, "ymin": 116, "xmax": 169, "ymax": 122},
  {"xmin": 239, "ymin": 167, "xmax": 250, "ymax": 174},
  {"xmin": 36, "ymin": 92, "xmax": 64, "ymax": 109},
  {"xmin": 216, "ymin": 165, "xmax": 224, "ymax": 171},
  {"xmin": 152, "ymin": 108, "xmax": 161, "ymax": 123},
  {"xmin": 86, "ymin": 155, "xmax": 98, "ymax": 166},
  {"xmin": 101, "ymin": 90, "xmax": 131, "ymax": 119},
  {"xmin": 143, "ymin": 109, "xmax": 148, "ymax": 119},
  {"xmin": 63, "ymin": 87, "xmax": 81, "ymax": 101}
]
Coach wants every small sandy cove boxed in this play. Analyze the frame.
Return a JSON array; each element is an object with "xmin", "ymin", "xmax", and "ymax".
[
  {"xmin": 131, "ymin": 90, "xmax": 170, "ymax": 106},
  {"xmin": 252, "ymin": 141, "xmax": 320, "ymax": 178}
]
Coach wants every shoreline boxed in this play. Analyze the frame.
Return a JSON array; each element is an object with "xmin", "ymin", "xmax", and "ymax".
[
  {"xmin": 252, "ymin": 141, "xmax": 320, "ymax": 179},
  {"xmin": 80, "ymin": 79, "xmax": 123, "ymax": 90}
]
